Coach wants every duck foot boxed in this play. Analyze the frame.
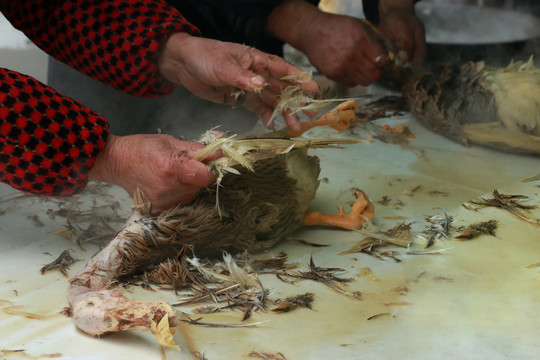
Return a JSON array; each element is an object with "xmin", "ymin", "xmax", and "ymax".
[
  {"xmin": 289, "ymin": 100, "xmax": 361, "ymax": 137},
  {"xmin": 304, "ymin": 189, "xmax": 374, "ymax": 230}
]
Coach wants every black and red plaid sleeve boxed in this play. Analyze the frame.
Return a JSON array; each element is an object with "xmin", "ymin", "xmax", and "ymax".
[
  {"xmin": 0, "ymin": 67, "xmax": 109, "ymax": 196},
  {"xmin": 0, "ymin": 0, "xmax": 200, "ymax": 97}
]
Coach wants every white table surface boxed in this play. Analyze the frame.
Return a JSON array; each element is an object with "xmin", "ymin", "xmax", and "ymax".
[{"xmin": 1, "ymin": 112, "xmax": 539, "ymax": 360}]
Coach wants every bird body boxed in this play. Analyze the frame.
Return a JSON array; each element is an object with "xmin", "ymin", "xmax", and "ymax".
[
  {"xmin": 402, "ymin": 58, "xmax": 540, "ymax": 153},
  {"xmin": 137, "ymin": 144, "xmax": 321, "ymax": 259},
  {"xmin": 484, "ymin": 59, "xmax": 540, "ymax": 136},
  {"xmin": 67, "ymin": 131, "xmax": 373, "ymax": 348}
]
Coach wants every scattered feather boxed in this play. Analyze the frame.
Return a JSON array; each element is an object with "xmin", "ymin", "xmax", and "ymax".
[
  {"xmin": 415, "ymin": 214, "xmax": 454, "ymax": 249},
  {"xmin": 456, "ymin": 220, "xmax": 498, "ymax": 240},
  {"xmin": 182, "ymin": 316, "xmax": 267, "ymax": 328},
  {"xmin": 367, "ymin": 312, "xmax": 392, "ymax": 321},
  {"xmin": 467, "ymin": 190, "xmax": 540, "ymax": 225},
  {"xmin": 341, "ymin": 222, "xmax": 411, "ymax": 260},
  {"xmin": 271, "ymin": 293, "xmax": 315, "ymax": 313},
  {"xmin": 40, "ymin": 250, "xmax": 77, "ymax": 277},
  {"xmin": 248, "ymin": 351, "xmax": 288, "ymax": 360}
]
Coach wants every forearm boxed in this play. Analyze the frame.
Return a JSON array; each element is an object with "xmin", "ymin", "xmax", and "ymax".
[
  {"xmin": 0, "ymin": 0, "xmax": 200, "ymax": 97},
  {"xmin": 0, "ymin": 67, "xmax": 109, "ymax": 196}
]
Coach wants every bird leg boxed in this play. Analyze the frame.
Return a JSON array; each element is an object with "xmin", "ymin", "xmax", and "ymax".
[
  {"xmin": 304, "ymin": 189, "xmax": 374, "ymax": 230},
  {"xmin": 288, "ymin": 100, "xmax": 361, "ymax": 137}
]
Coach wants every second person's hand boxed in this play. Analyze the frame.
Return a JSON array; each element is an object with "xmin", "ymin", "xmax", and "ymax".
[
  {"xmin": 158, "ymin": 32, "xmax": 320, "ymax": 133},
  {"xmin": 378, "ymin": 1, "xmax": 426, "ymax": 67}
]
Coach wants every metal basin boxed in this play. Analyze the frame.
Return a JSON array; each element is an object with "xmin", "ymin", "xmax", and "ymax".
[
  {"xmin": 320, "ymin": 0, "xmax": 540, "ymax": 66},
  {"xmin": 416, "ymin": 3, "xmax": 540, "ymax": 45}
]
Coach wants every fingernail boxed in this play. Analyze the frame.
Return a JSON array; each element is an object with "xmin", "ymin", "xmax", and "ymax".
[
  {"xmin": 375, "ymin": 55, "xmax": 388, "ymax": 67},
  {"xmin": 250, "ymin": 76, "xmax": 265, "ymax": 88}
]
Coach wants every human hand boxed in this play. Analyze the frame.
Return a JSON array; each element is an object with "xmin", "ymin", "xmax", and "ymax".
[
  {"xmin": 378, "ymin": 2, "xmax": 426, "ymax": 67},
  {"xmin": 266, "ymin": 0, "xmax": 389, "ymax": 87},
  {"xmin": 158, "ymin": 32, "xmax": 319, "ymax": 133},
  {"xmin": 266, "ymin": 0, "xmax": 425, "ymax": 87},
  {"xmin": 301, "ymin": 14, "xmax": 391, "ymax": 87},
  {"xmin": 88, "ymin": 134, "xmax": 219, "ymax": 212}
]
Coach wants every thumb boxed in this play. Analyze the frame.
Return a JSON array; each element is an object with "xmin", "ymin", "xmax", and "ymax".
[{"xmin": 176, "ymin": 159, "xmax": 217, "ymax": 187}]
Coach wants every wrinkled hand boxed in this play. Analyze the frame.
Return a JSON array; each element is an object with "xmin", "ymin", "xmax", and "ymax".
[
  {"xmin": 298, "ymin": 13, "xmax": 390, "ymax": 87},
  {"xmin": 266, "ymin": 0, "xmax": 425, "ymax": 87},
  {"xmin": 89, "ymin": 134, "xmax": 219, "ymax": 212},
  {"xmin": 378, "ymin": 5, "xmax": 426, "ymax": 67},
  {"xmin": 158, "ymin": 32, "xmax": 319, "ymax": 133},
  {"xmin": 266, "ymin": 0, "xmax": 390, "ymax": 87}
]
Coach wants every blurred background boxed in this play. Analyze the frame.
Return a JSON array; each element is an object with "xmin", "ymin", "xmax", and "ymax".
[
  {"xmin": 1, "ymin": 0, "xmax": 540, "ymax": 139},
  {"xmin": 0, "ymin": 12, "xmax": 48, "ymax": 83}
]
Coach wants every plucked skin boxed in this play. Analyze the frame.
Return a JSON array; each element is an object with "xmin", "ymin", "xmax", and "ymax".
[{"xmin": 403, "ymin": 59, "xmax": 540, "ymax": 153}]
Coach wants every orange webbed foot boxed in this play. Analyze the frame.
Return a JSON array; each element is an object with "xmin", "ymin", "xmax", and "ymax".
[
  {"xmin": 289, "ymin": 100, "xmax": 362, "ymax": 138},
  {"xmin": 304, "ymin": 189, "xmax": 375, "ymax": 230}
]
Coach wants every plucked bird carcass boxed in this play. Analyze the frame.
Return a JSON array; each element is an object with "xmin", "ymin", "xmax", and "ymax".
[
  {"xmin": 402, "ymin": 58, "xmax": 540, "ymax": 154},
  {"xmin": 66, "ymin": 101, "xmax": 374, "ymax": 348}
]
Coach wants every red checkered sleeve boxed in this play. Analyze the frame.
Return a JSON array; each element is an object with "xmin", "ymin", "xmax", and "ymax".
[
  {"xmin": 0, "ymin": 67, "xmax": 109, "ymax": 196},
  {"xmin": 0, "ymin": 0, "xmax": 200, "ymax": 97}
]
